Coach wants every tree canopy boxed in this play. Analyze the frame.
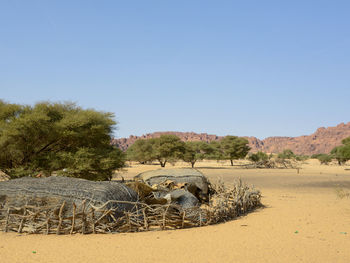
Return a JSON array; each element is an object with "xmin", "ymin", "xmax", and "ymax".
[
  {"xmin": 126, "ymin": 135, "xmax": 186, "ymax": 167},
  {"xmin": 219, "ymin": 136, "xmax": 250, "ymax": 166},
  {"xmin": 277, "ymin": 149, "xmax": 295, "ymax": 160},
  {"xmin": 331, "ymin": 138, "xmax": 350, "ymax": 165},
  {"xmin": 183, "ymin": 141, "xmax": 213, "ymax": 167},
  {"xmin": 125, "ymin": 135, "xmax": 253, "ymax": 167},
  {"xmin": 342, "ymin": 137, "xmax": 350, "ymax": 146},
  {"xmin": 316, "ymin": 154, "xmax": 332, "ymax": 165},
  {"xmin": 248, "ymin": 151, "xmax": 269, "ymax": 163},
  {"xmin": 151, "ymin": 135, "xmax": 185, "ymax": 167},
  {"xmin": 126, "ymin": 139, "xmax": 154, "ymax": 164},
  {"xmin": 0, "ymin": 100, "xmax": 124, "ymax": 180}
]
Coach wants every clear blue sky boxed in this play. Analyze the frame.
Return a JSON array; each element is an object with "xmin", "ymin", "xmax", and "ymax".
[{"xmin": 1, "ymin": 1, "xmax": 349, "ymax": 139}]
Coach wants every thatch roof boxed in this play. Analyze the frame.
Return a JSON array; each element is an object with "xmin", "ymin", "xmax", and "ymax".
[
  {"xmin": 136, "ymin": 168, "xmax": 204, "ymax": 181},
  {"xmin": 0, "ymin": 176, "xmax": 138, "ymax": 214},
  {"xmin": 135, "ymin": 168, "xmax": 209, "ymax": 195}
]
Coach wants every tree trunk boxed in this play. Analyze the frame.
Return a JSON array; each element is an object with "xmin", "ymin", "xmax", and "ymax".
[
  {"xmin": 191, "ymin": 161, "xmax": 195, "ymax": 168},
  {"xmin": 160, "ymin": 160, "xmax": 167, "ymax": 167},
  {"xmin": 230, "ymin": 159, "xmax": 234, "ymax": 166}
]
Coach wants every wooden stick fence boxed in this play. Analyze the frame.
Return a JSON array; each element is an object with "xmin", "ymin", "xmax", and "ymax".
[{"xmin": 0, "ymin": 180, "xmax": 261, "ymax": 235}]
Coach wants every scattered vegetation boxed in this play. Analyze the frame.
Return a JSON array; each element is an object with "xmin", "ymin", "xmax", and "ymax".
[
  {"xmin": 277, "ymin": 149, "xmax": 295, "ymax": 160},
  {"xmin": 294, "ymin": 155, "xmax": 309, "ymax": 161},
  {"xmin": 248, "ymin": 151, "xmax": 269, "ymax": 164},
  {"xmin": 127, "ymin": 135, "xmax": 250, "ymax": 167},
  {"xmin": 311, "ymin": 154, "xmax": 332, "ymax": 164}
]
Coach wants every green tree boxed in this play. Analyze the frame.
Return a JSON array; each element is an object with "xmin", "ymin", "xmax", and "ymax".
[
  {"xmin": 342, "ymin": 137, "xmax": 350, "ymax": 145},
  {"xmin": 220, "ymin": 136, "xmax": 250, "ymax": 166},
  {"xmin": 311, "ymin": 154, "xmax": 322, "ymax": 159},
  {"xmin": 277, "ymin": 149, "xmax": 295, "ymax": 160},
  {"xmin": 151, "ymin": 135, "xmax": 185, "ymax": 167},
  {"xmin": 203, "ymin": 141, "xmax": 223, "ymax": 161},
  {"xmin": 315, "ymin": 154, "xmax": 332, "ymax": 165},
  {"xmin": 183, "ymin": 141, "xmax": 211, "ymax": 168},
  {"xmin": 126, "ymin": 139, "xmax": 154, "ymax": 164},
  {"xmin": 295, "ymin": 155, "xmax": 309, "ymax": 161},
  {"xmin": 248, "ymin": 151, "xmax": 269, "ymax": 163},
  {"xmin": 0, "ymin": 100, "xmax": 124, "ymax": 180},
  {"xmin": 331, "ymin": 145, "xmax": 350, "ymax": 165}
]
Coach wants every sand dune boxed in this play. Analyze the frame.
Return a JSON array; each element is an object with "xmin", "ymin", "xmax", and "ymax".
[{"xmin": 1, "ymin": 160, "xmax": 350, "ymax": 263}]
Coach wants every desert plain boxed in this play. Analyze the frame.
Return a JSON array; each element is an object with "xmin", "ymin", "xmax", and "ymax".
[{"xmin": 0, "ymin": 159, "xmax": 349, "ymax": 263}]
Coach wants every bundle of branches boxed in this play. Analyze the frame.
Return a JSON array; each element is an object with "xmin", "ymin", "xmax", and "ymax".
[
  {"xmin": 203, "ymin": 179, "xmax": 262, "ymax": 224},
  {"xmin": 0, "ymin": 172, "xmax": 9, "ymax": 182},
  {"xmin": 0, "ymin": 180, "xmax": 261, "ymax": 234}
]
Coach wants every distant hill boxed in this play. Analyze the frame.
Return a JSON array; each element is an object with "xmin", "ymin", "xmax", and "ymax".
[{"xmin": 111, "ymin": 122, "xmax": 350, "ymax": 155}]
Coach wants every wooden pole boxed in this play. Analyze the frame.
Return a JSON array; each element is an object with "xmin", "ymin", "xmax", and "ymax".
[
  {"xmin": 70, "ymin": 203, "xmax": 76, "ymax": 235},
  {"xmin": 18, "ymin": 208, "xmax": 27, "ymax": 233},
  {"xmin": 90, "ymin": 208, "xmax": 96, "ymax": 234},
  {"xmin": 182, "ymin": 211, "xmax": 186, "ymax": 228},
  {"xmin": 81, "ymin": 201, "xmax": 86, "ymax": 234},
  {"xmin": 143, "ymin": 208, "xmax": 148, "ymax": 230},
  {"xmin": 4, "ymin": 207, "xmax": 10, "ymax": 232},
  {"xmin": 56, "ymin": 201, "xmax": 66, "ymax": 235},
  {"xmin": 46, "ymin": 215, "xmax": 50, "ymax": 234}
]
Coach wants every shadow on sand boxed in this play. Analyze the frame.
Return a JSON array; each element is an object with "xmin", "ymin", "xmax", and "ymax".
[
  {"xmin": 292, "ymin": 180, "xmax": 350, "ymax": 189},
  {"xmin": 196, "ymin": 166, "xmax": 231, "ymax": 170}
]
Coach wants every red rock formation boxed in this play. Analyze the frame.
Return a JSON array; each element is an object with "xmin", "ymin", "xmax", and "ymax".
[
  {"xmin": 111, "ymin": 132, "xmax": 221, "ymax": 151},
  {"xmin": 252, "ymin": 122, "xmax": 350, "ymax": 155},
  {"xmin": 111, "ymin": 122, "xmax": 350, "ymax": 155}
]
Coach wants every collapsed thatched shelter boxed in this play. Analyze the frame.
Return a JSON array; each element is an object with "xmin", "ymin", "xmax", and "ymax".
[
  {"xmin": 0, "ymin": 176, "xmax": 138, "ymax": 216},
  {"xmin": 0, "ymin": 171, "xmax": 262, "ymax": 235},
  {"xmin": 135, "ymin": 168, "xmax": 210, "ymax": 201}
]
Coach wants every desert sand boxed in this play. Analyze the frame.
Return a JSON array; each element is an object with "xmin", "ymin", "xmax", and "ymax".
[{"xmin": 1, "ymin": 159, "xmax": 350, "ymax": 263}]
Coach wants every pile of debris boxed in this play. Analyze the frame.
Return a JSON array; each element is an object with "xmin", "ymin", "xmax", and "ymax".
[{"xmin": 0, "ymin": 169, "xmax": 261, "ymax": 234}]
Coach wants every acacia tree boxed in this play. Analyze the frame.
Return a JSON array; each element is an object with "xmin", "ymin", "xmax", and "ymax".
[
  {"xmin": 183, "ymin": 141, "xmax": 212, "ymax": 168},
  {"xmin": 277, "ymin": 149, "xmax": 295, "ymax": 160},
  {"xmin": 126, "ymin": 139, "xmax": 154, "ymax": 164},
  {"xmin": 316, "ymin": 154, "xmax": 332, "ymax": 165},
  {"xmin": 220, "ymin": 136, "xmax": 250, "ymax": 166},
  {"xmin": 151, "ymin": 135, "xmax": 185, "ymax": 167},
  {"xmin": 342, "ymin": 137, "xmax": 350, "ymax": 145},
  {"xmin": 331, "ymin": 137, "xmax": 350, "ymax": 165},
  {"xmin": 248, "ymin": 151, "xmax": 269, "ymax": 164},
  {"xmin": 204, "ymin": 141, "xmax": 224, "ymax": 161},
  {"xmin": 0, "ymin": 100, "xmax": 124, "ymax": 180}
]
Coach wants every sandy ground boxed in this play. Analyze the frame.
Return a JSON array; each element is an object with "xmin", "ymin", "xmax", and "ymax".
[{"xmin": 1, "ymin": 160, "xmax": 350, "ymax": 263}]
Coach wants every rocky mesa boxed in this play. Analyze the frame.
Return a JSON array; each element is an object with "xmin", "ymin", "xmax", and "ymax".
[{"xmin": 111, "ymin": 122, "xmax": 350, "ymax": 155}]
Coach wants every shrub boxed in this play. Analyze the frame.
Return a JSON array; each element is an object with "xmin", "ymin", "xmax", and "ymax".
[{"xmin": 0, "ymin": 101, "xmax": 124, "ymax": 180}]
